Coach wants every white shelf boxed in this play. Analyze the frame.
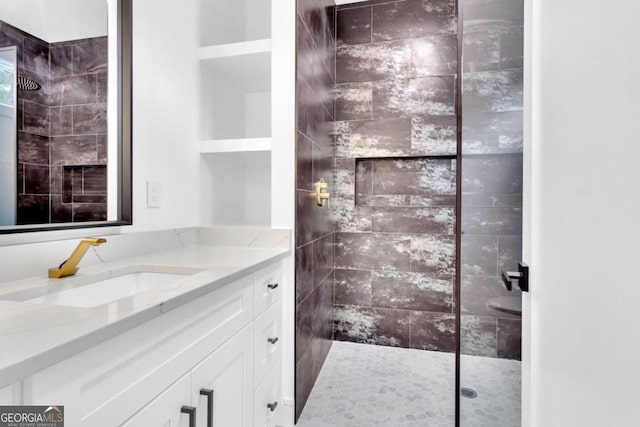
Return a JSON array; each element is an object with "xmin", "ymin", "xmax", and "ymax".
[
  {"xmin": 199, "ymin": 39, "xmax": 271, "ymax": 61},
  {"xmin": 200, "ymin": 138, "xmax": 272, "ymax": 154}
]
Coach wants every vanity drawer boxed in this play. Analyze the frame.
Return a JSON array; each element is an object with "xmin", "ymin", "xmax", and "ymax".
[
  {"xmin": 254, "ymin": 363, "xmax": 281, "ymax": 427},
  {"xmin": 253, "ymin": 263, "xmax": 282, "ymax": 316},
  {"xmin": 23, "ymin": 275, "xmax": 254, "ymax": 427},
  {"xmin": 254, "ymin": 303, "xmax": 282, "ymax": 387}
]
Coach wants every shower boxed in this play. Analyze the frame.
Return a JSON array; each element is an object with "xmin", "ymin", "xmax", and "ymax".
[{"xmin": 17, "ymin": 75, "xmax": 41, "ymax": 91}]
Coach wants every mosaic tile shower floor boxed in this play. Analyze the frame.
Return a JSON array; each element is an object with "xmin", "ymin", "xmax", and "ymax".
[{"xmin": 297, "ymin": 341, "xmax": 520, "ymax": 427}]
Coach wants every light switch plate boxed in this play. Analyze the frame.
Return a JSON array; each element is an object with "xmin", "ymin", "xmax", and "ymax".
[{"xmin": 146, "ymin": 181, "xmax": 161, "ymax": 208}]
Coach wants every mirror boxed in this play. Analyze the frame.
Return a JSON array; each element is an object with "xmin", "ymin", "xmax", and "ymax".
[{"xmin": 0, "ymin": 0, "xmax": 131, "ymax": 233}]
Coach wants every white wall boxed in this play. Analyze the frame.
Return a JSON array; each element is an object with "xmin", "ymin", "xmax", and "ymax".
[{"xmin": 528, "ymin": 1, "xmax": 640, "ymax": 425}]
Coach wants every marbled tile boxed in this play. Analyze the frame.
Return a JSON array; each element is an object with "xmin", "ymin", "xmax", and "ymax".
[
  {"xmin": 313, "ymin": 233, "xmax": 334, "ymax": 289},
  {"xmin": 297, "ymin": 132, "xmax": 313, "ymax": 190},
  {"xmin": 493, "ymin": 193, "xmax": 522, "ymax": 207},
  {"xmin": 410, "ymin": 234, "xmax": 456, "ymax": 275},
  {"xmin": 333, "ymin": 195, "xmax": 372, "ymax": 232},
  {"xmin": 410, "ymin": 194, "xmax": 457, "ymax": 207},
  {"xmin": 73, "ymin": 38, "xmax": 108, "ymax": 74},
  {"xmin": 335, "ymin": 157, "xmax": 355, "ymax": 197},
  {"xmin": 0, "ymin": 22, "xmax": 24, "ymax": 63},
  {"xmin": 297, "ymin": 286, "xmax": 315, "ymax": 362},
  {"xmin": 463, "ymin": 70, "xmax": 523, "ymax": 113},
  {"xmin": 461, "ymin": 275, "xmax": 520, "ymax": 319},
  {"xmin": 461, "ymin": 234, "xmax": 498, "ymax": 276},
  {"xmin": 73, "ymin": 194, "xmax": 107, "ymax": 204},
  {"xmin": 49, "ymin": 166, "xmax": 63, "ymax": 195},
  {"xmin": 372, "ymin": 271, "xmax": 453, "ymax": 312},
  {"xmin": 50, "ymin": 74, "xmax": 98, "ymax": 106},
  {"xmin": 337, "ymin": 6, "xmax": 371, "ymax": 46},
  {"xmin": 354, "ymin": 158, "xmax": 371, "ymax": 196},
  {"xmin": 297, "ymin": 79, "xmax": 325, "ymax": 141},
  {"xmin": 373, "ymin": 76, "xmax": 455, "ymax": 118},
  {"xmin": 50, "ymin": 135, "xmax": 97, "ymax": 166},
  {"xmin": 461, "ymin": 315, "xmax": 497, "ymax": 357},
  {"xmin": 72, "ymin": 203, "xmax": 107, "ymax": 222},
  {"xmin": 73, "ymin": 104, "xmax": 107, "ymax": 135},
  {"xmin": 357, "ymin": 195, "xmax": 410, "ymax": 207},
  {"xmin": 22, "ymin": 102, "xmax": 49, "ymax": 136},
  {"xmin": 463, "ymin": 29, "xmax": 501, "ymax": 72},
  {"xmin": 312, "ymin": 137, "xmax": 332, "ymax": 185},
  {"xmin": 298, "ymin": 341, "xmax": 457, "ymax": 426},
  {"xmin": 462, "ymin": 206, "xmax": 522, "ymax": 235},
  {"xmin": 97, "ymin": 134, "xmax": 107, "ymax": 164},
  {"xmin": 22, "ymin": 38, "xmax": 49, "ymax": 75},
  {"xmin": 296, "ymin": 242, "xmax": 314, "ymax": 304},
  {"xmin": 50, "ymin": 106, "xmax": 73, "ymax": 136},
  {"xmin": 17, "ymin": 195, "xmax": 49, "ymax": 225},
  {"xmin": 17, "ymin": 163, "xmax": 24, "ymax": 194},
  {"xmin": 335, "ymin": 118, "xmax": 411, "ymax": 158},
  {"xmin": 497, "ymin": 318, "xmax": 521, "ymax": 360},
  {"xmin": 371, "ymin": 157, "xmax": 454, "ymax": 196},
  {"xmin": 336, "ymin": 40, "xmax": 411, "ymax": 83},
  {"xmin": 501, "ymin": 25, "xmax": 524, "ymax": 69},
  {"xmin": 295, "ymin": 326, "xmax": 333, "ymax": 421},
  {"xmin": 23, "ymin": 164, "xmax": 49, "ymax": 195},
  {"xmin": 297, "ymin": 15, "xmax": 323, "ymax": 91},
  {"xmin": 82, "ymin": 166, "xmax": 107, "ymax": 194},
  {"xmin": 297, "ymin": 190, "xmax": 317, "ymax": 245},
  {"xmin": 411, "ymin": 115, "xmax": 457, "ymax": 155},
  {"xmin": 50, "ymin": 45, "xmax": 73, "ymax": 76},
  {"xmin": 335, "ymin": 82, "xmax": 373, "ymax": 121},
  {"xmin": 334, "ymin": 305, "xmax": 411, "ymax": 347},
  {"xmin": 372, "ymin": 0, "xmax": 456, "ymax": 41},
  {"xmin": 463, "ymin": 0, "xmax": 524, "ymax": 30},
  {"xmin": 372, "ymin": 206, "xmax": 455, "ymax": 234},
  {"xmin": 335, "ymin": 269, "xmax": 372, "ymax": 306},
  {"xmin": 498, "ymin": 235, "xmax": 522, "ymax": 273},
  {"xmin": 18, "ymin": 132, "xmax": 49, "ymax": 164},
  {"xmin": 50, "ymin": 195, "xmax": 72, "ymax": 223},
  {"xmin": 97, "ymin": 72, "xmax": 108, "ymax": 103},
  {"xmin": 461, "ymin": 154, "xmax": 523, "ymax": 195},
  {"xmin": 412, "ymin": 34, "xmax": 457, "ymax": 77},
  {"xmin": 462, "ymin": 111, "xmax": 523, "ymax": 153},
  {"xmin": 410, "ymin": 311, "xmax": 455, "ymax": 352},
  {"xmin": 336, "ymin": 232, "xmax": 411, "ymax": 271}
]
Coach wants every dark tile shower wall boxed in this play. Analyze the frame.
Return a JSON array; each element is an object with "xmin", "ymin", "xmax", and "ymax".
[
  {"xmin": 295, "ymin": 0, "xmax": 336, "ymax": 421},
  {"xmin": 460, "ymin": 0, "xmax": 524, "ymax": 360},
  {"xmin": 333, "ymin": 0, "xmax": 459, "ymax": 352},
  {"xmin": 0, "ymin": 20, "xmax": 107, "ymax": 224}
]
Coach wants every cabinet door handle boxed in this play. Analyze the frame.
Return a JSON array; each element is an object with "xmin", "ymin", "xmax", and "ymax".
[
  {"xmin": 267, "ymin": 283, "xmax": 278, "ymax": 290},
  {"xmin": 268, "ymin": 337, "xmax": 279, "ymax": 345},
  {"xmin": 267, "ymin": 401, "xmax": 278, "ymax": 412},
  {"xmin": 200, "ymin": 389, "xmax": 214, "ymax": 427},
  {"xmin": 181, "ymin": 405, "xmax": 196, "ymax": 427}
]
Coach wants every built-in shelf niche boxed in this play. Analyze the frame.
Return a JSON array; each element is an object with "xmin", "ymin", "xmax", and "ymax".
[
  {"xmin": 203, "ymin": 152, "xmax": 271, "ymax": 227},
  {"xmin": 199, "ymin": 47, "xmax": 271, "ymax": 142},
  {"xmin": 198, "ymin": 0, "xmax": 271, "ymax": 46}
]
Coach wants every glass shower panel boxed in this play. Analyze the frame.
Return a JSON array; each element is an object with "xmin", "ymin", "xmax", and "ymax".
[
  {"xmin": 459, "ymin": 0, "xmax": 524, "ymax": 425},
  {"xmin": 0, "ymin": 47, "xmax": 16, "ymax": 226}
]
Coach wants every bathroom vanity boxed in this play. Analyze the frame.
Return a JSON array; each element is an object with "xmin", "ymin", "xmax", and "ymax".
[{"xmin": 0, "ymin": 227, "xmax": 290, "ymax": 427}]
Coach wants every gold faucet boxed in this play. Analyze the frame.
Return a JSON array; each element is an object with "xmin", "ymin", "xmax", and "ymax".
[{"xmin": 48, "ymin": 238, "xmax": 107, "ymax": 279}]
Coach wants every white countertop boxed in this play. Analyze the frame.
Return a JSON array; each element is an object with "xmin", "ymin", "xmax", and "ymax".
[{"xmin": 0, "ymin": 242, "xmax": 290, "ymax": 389}]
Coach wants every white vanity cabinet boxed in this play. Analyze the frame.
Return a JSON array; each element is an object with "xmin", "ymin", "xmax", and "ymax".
[{"xmin": 15, "ymin": 261, "xmax": 283, "ymax": 427}]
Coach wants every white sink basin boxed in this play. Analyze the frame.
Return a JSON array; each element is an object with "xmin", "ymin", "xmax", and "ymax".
[{"xmin": 26, "ymin": 271, "xmax": 194, "ymax": 308}]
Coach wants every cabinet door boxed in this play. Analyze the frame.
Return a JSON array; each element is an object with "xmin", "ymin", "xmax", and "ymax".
[
  {"xmin": 122, "ymin": 374, "xmax": 191, "ymax": 427},
  {"xmin": 192, "ymin": 324, "xmax": 254, "ymax": 427},
  {"xmin": 254, "ymin": 364, "xmax": 281, "ymax": 427}
]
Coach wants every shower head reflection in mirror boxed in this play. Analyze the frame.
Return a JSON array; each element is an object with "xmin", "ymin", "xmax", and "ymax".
[{"xmin": 0, "ymin": 0, "xmax": 132, "ymax": 233}]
